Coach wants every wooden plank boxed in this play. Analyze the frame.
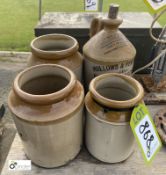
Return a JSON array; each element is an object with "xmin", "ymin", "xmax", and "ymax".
[{"xmin": 1, "ymin": 105, "xmax": 166, "ymax": 175}]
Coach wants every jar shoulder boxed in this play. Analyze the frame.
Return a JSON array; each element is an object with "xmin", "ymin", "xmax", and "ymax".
[
  {"xmin": 85, "ymin": 93, "xmax": 131, "ymax": 123},
  {"xmin": 28, "ymin": 52, "xmax": 83, "ymax": 69},
  {"xmin": 8, "ymin": 81, "xmax": 84, "ymax": 124},
  {"xmin": 83, "ymin": 30, "xmax": 136, "ymax": 63}
]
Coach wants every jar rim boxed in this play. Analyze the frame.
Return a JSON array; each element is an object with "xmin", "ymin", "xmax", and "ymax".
[
  {"xmin": 89, "ymin": 73, "xmax": 144, "ymax": 109},
  {"xmin": 31, "ymin": 34, "xmax": 79, "ymax": 59},
  {"xmin": 13, "ymin": 64, "xmax": 76, "ymax": 105}
]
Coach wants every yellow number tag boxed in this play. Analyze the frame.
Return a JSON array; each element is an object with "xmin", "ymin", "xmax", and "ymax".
[
  {"xmin": 144, "ymin": 0, "xmax": 166, "ymax": 12},
  {"xmin": 130, "ymin": 103, "xmax": 162, "ymax": 163}
]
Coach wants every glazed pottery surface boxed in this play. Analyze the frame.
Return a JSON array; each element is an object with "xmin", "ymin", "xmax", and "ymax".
[
  {"xmin": 83, "ymin": 5, "xmax": 136, "ymax": 87},
  {"xmin": 85, "ymin": 73, "xmax": 144, "ymax": 163},
  {"xmin": 8, "ymin": 64, "xmax": 84, "ymax": 168},
  {"xmin": 28, "ymin": 34, "xmax": 83, "ymax": 81}
]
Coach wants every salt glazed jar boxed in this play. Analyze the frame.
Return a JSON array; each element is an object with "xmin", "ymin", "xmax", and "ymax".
[
  {"xmin": 85, "ymin": 73, "xmax": 144, "ymax": 163},
  {"xmin": 8, "ymin": 64, "xmax": 84, "ymax": 168},
  {"xmin": 83, "ymin": 4, "xmax": 136, "ymax": 87},
  {"xmin": 27, "ymin": 34, "xmax": 83, "ymax": 81}
]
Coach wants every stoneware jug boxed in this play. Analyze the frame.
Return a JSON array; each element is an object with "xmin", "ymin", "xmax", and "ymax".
[
  {"xmin": 85, "ymin": 73, "xmax": 144, "ymax": 163},
  {"xmin": 27, "ymin": 34, "xmax": 83, "ymax": 81},
  {"xmin": 8, "ymin": 64, "xmax": 84, "ymax": 168},
  {"xmin": 83, "ymin": 4, "xmax": 136, "ymax": 87}
]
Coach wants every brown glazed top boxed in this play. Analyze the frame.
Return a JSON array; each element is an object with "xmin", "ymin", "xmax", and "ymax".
[
  {"xmin": 29, "ymin": 34, "xmax": 83, "ymax": 69},
  {"xmin": 28, "ymin": 52, "xmax": 83, "ymax": 70},
  {"xmin": 85, "ymin": 73, "xmax": 144, "ymax": 123},
  {"xmin": 8, "ymin": 64, "xmax": 84, "ymax": 124},
  {"xmin": 31, "ymin": 34, "xmax": 79, "ymax": 59},
  {"xmin": 89, "ymin": 73, "xmax": 144, "ymax": 109},
  {"xmin": 85, "ymin": 92, "xmax": 132, "ymax": 123}
]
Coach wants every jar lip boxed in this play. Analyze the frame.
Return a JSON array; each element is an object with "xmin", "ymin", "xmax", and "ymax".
[
  {"xmin": 89, "ymin": 73, "xmax": 144, "ymax": 109},
  {"xmin": 30, "ymin": 34, "xmax": 79, "ymax": 59},
  {"xmin": 13, "ymin": 64, "xmax": 76, "ymax": 105}
]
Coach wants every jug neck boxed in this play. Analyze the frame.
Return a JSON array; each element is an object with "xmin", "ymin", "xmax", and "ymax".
[
  {"xmin": 102, "ymin": 18, "xmax": 123, "ymax": 32},
  {"xmin": 89, "ymin": 17, "xmax": 122, "ymax": 37},
  {"xmin": 102, "ymin": 18, "xmax": 123, "ymax": 31}
]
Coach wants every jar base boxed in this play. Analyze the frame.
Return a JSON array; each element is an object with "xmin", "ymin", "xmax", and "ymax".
[
  {"xmin": 86, "ymin": 146, "xmax": 135, "ymax": 163},
  {"xmin": 25, "ymin": 146, "xmax": 82, "ymax": 168}
]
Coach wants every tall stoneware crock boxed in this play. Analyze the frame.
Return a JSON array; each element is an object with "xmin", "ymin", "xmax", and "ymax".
[
  {"xmin": 27, "ymin": 34, "xmax": 83, "ymax": 81},
  {"xmin": 83, "ymin": 4, "xmax": 136, "ymax": 88},
  {"xmin": 8, "ymin": 64, "xmax": 84, "ymax": 168},
  {"xmin": 85, "ymin": 73, "xmax": 144, "ymax": 163}
]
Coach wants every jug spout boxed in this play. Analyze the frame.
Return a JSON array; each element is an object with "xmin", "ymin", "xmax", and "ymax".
[{"xmin": 108, "ymin": 4, "xmax": 119, "ymax": 19}]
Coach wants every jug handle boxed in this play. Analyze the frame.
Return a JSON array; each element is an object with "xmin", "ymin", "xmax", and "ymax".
[{"xmin": 89, "ymin": 17, "xmax": 104, "ymax": 38}]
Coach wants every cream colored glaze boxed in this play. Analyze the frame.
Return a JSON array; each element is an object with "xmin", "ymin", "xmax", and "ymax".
[
  {"xmin": 84, "ymin": 58, "xmax": 134, "ymax": 90},
  {"xmin": 13, "ymin": 107, "xmax": 83, "ymax": 168},
  {"xmin": 85, "ymin": 73, "xmax": 144, "ymax": 163},
  {"xmin": 85, "ymin": 110, "xmax": 135, "ymax": 163},
  {"xmin": 8, "ymin": 64, "xmax": 84, "ymax": 167}
]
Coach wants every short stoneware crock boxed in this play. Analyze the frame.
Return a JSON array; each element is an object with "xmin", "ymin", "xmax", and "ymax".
[
  {"xmin": 8, "ymin": 64, "xmax": 84, "ymax": 168},
  {"xmin": 27, "ymin": 34, "xmax": 83, "ymax": 81},
  {"xmin": 85, "ymin": 73, "xmax": 144, "ymax": 163}
]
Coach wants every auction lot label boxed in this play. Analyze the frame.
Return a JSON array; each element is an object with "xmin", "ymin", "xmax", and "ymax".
[
  {"xmin": 144, "ymin": 0, "xmax": 166, "ymax": 12},
  {"xmin": 130, "ymin": 103, "xmax": 162, "ymax": 163},
  {"xmin": 84, "ymin": 0, "xmax": 98, "ymax": 11}
]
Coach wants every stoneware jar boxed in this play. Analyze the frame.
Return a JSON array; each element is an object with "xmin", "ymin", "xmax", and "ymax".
[
  {"xmin": 8, "ymin": 64, "xmax": 84, "ymax": 168},
  {"xmin": 85, "ymin": 73, "xmax": 144, "ymax": 163},
  {"xmin": 83, "ymin": 4, "xmax": 136, "ymax": 87},
  {"xmin": 27, "ymin": 34, "xmax": 83, "ymax": 81}
]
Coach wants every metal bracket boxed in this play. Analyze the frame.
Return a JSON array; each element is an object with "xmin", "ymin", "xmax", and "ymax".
[
  {"xmin": 39, "ymin": 0, "xmax": 42, "ymax": 21},
  {"xmin": 151, "ymin": 26, "xmax": 166, "ymax": 84}
]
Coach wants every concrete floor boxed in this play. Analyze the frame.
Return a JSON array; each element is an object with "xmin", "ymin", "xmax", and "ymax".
[{"xmin": 0, "ymin": 52, "xmax": 29, "ymax": 172}]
